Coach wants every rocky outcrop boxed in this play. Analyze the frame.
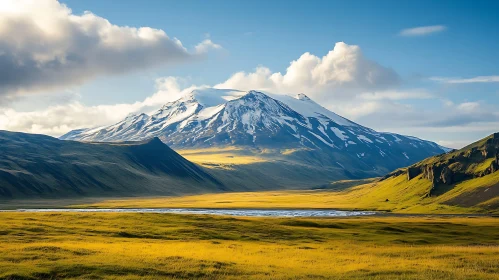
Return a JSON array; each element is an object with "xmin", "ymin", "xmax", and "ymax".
[
  {"xmin": 440, "ymin": 166, "xmax": 453, "ymax": 184},
  {"xmin": 484, "ymin": 153, "xmax": 499, "ymax": 175},
  {"xmin": 422, "ymin": 165, "xmax": 436, "ymax": 182},
  {"xmin": 407, "ymin": 167, "xmax": 421, "ymax": 180},
  {"xmin": 401, "ymin": 133, "xmax": 499, "ymax": 197},
  {"xmin": 482, "ymin": 149, "xmax": 489, "ymax": 158},
  {"xmin": 420, "ymin": 163, "xmax": 455, "ymax": 195}
]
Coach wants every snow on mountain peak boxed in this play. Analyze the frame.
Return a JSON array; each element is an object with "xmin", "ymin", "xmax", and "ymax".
[
  {"xmin": 59, "ymin": 87, "xmax": 447, "ymax": 168},
  {"xmin": 187, "ymin": 88, "xmax": 245, "ymax": 107},
  {"xmin": 266, "ymin": 92, "xmax": 357, "ymax": 127},
  {"xmin": 125, "ymin": 112, "xmax": 148, "ymax": 121},
  {"xmin": 295, "ymin": 93, "xmax": 311, "ymax": 101}
]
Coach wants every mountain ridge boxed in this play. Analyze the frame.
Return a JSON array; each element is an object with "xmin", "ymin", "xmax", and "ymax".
[
  {"xmin": 61, "ymin": 89, "xmax": 448, "ymax": 177},
  {"xmin": 0, "ymin": 130, "xmax": 224, "ymax": 199}
]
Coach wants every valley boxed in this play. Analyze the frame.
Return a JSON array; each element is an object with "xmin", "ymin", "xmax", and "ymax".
[
  {"xmin": 72, "ymin": 133, "xmax": 499, "ymax": 214},
  {"xmin": 2, "ymin": 130, "xmax": 499, "ymax": 215},
  {"xmin": 71, "ymin": 173, "xmax": 499, "ymax": 214}
]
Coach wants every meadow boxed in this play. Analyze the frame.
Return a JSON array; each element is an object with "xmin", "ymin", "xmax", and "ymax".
[{"xmin": 0, "ymin": 212, "xmax": 498, "ymax": 279}]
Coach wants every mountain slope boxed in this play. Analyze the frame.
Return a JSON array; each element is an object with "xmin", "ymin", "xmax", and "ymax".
[
  {"xmin": 0, "ymin": 130, "xmax": 224, "ymax": 199},
  {"xmin": 61, "ymin": 89, "xmax": 447, "ymax": 178},
  {"xmin": 350, "ymin": 132, "xmax": 499, "ymax": 212}
]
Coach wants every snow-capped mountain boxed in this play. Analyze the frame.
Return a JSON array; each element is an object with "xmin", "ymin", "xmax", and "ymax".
[{"xmin": 61, "ymin": 89, "xmax": 449, "ymax": 174}]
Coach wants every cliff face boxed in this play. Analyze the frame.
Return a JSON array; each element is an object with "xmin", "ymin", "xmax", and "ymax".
[{"xmin": 384, "ymin": 133, "xmax": 499, "ymax": 197}]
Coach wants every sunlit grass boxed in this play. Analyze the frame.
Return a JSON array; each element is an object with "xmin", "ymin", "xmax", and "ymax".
[
  {"xmin": 176, "ymin": 147, "xmax": 313, "ymax": 166},
  {"xmin": 177, "ymin": 147, "xmax": 270, "ymax": 166},
  {"xmin": 79, "ymin": 171, "xmax": 499, "ymax": 214},
  {"xmin": 0, "ymin": 213, "xmax": 498, "ymax": 279}
]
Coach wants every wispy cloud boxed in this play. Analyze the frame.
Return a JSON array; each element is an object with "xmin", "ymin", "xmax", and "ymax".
[
  {"xmin": 399, "ymin": 25, "xmax": 447, "ymax": 36},
  {"xmin": 430, "ymin": 76, "xmax": 499, "ymax": 84},
  {"xmin": 195, "ymin": 39, "xmax": 223, "ymax": 54},
  {"xmin": 358, "ymin": 89, "xmax": 433, "ymax": 101}
]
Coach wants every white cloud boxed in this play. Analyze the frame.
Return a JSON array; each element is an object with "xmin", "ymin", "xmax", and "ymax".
[
  {"xmin": 215, "ymin": 42, "xmax": 400, "ymax": 103},
  {"xmin": 430, "ymin": 76, "xmax": 499, "ymax": 84},
  {"xmin": 457, "ymin": 102, "xmax": 480, "ymax": 112},
  {"xmin": 195, "ymin": 39, "xmax": 223, "ymax": 54},
  {"xmin": 0, "ymin": 77, "xmax": 201, "ymax": 136},
  {"xmin": 436, "ymin": 140, "xmax": 471, "ymax": 150},
  {"xmin": 1, "ymin": 39, "xmax": 497, "ymax": 149},
  {"xmin": 399, "ymin": 25, "xmax": 447, "ymax": 36},
  {"xmin": 0, "ymin": 0, "xmax": 219, "ymax": 97}
]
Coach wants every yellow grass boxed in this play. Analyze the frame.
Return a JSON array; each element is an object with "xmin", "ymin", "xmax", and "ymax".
[
  {"xmin": 177, "ymin": 147, "xmax": 269, "ymax": 166},
  {"xmin": 75, "ymin": 190, "xmax": 467, "ymax": 213},
  {"xmin": 79, "ymin": 170, "xmax": 499, "ymax": 214},
  {"xmin": 0, "ymin": 212, "xmax": 498, "ymax": 279}
]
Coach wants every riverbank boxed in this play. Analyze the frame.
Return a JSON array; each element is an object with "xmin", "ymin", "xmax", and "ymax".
[{"xmin": 69, "ymin": 189, "xmax": 491, "ymax": 214}]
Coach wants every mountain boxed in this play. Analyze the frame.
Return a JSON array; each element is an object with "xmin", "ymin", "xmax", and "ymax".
[
  {"xmin": 61, "ymin": 89, "xmax": 448, "ymax": 178},
  {"xmin": 345, "ymin": 132, "xmax": 499, "ymax": 212},
  {"xmin": 0, "ymin": 130, "xmax": 224, "ymax": 199}
]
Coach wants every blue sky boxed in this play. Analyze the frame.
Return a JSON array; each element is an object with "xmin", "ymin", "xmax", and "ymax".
[{"xmin": 1, "ymin": 0, "xmax": 499, "ymax": 148}]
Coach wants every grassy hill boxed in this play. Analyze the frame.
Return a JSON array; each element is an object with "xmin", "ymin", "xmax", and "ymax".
[
  {"xmin": 0, "ymin": 131, "xmax": 224, "ymax": 199},
  {"xmin": 370, "ymin": 132, "xmax": 499, "ymax": 212}
]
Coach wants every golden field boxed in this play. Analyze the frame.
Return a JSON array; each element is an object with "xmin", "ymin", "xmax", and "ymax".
[
  {"xmin": 76, "ymin": 189, "xmax": 474, "ymax": 213},
  {"xmin": 0, "ymin": 212, "xmax": 498, "ymax": 279},
  {"xmin": 177, "ymin": 147, "xmax": 270, "ymax": 167}
]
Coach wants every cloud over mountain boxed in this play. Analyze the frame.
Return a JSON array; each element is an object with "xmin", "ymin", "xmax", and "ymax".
[
  {"xmin": 215, "ymin": 42, "xmax": 400, "ymax": 102},
  {"xmin": 0, "ymin": 77, "xmax": 197, "ymax": 136},
  {"xmin": 1, "ymin": 39, "xmax": 497, "ymax": 149}
]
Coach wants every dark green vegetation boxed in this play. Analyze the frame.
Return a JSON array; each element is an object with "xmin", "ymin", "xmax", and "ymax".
[
  {"xmin": 0, "ymin": 131, "xmax": 223, "ymax": 199},
  {"xmin": 0, "ymin": 212, "xmax": 498, "ymax": 279}
]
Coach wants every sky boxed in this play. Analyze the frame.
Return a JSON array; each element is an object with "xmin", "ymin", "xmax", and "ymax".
[{"xmin": 0, "ymin": 0, "xmax": 498, "ymax": 148}]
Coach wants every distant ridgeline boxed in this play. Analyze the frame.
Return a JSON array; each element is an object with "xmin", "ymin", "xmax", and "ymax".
[
  {"xmin": 383, "ymin": 133, "xmax": 499, "ymax": 197},
  {"xmin": 60, "ymin": 88, "xmax": 448, "ymax": 179}
]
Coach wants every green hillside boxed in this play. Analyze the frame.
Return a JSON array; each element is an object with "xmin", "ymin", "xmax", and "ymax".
[
  {"xmin": 365, "ymin": 132, "xmax": 499, "ymax": 212},
  {"xmin": 0, "ymin": 131, "xmax": 224, "ymax": 199}
]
